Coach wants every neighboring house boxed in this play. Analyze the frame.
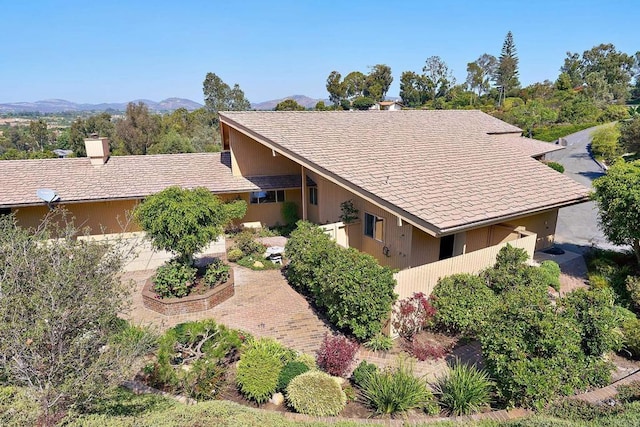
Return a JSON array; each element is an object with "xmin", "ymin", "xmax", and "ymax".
[
  {"xmin": 0, "ymin": 110, "xmax": 589, "ymax": 296},
  {"xmin": 369, "ymin": 100, "xmax": 404, "ymax": 110}
]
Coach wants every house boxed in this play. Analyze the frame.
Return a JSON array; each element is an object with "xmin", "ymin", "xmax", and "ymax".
[
  {"xmin": 0, "ymin": 110, "xmax": 589, "ymax": 296},
  {"xmin": 369, "ymin": 100, "xmax": 404, "ymax": 111}
]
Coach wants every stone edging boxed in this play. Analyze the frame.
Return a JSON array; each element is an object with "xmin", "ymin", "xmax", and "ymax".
[{"xmin": 142, "ymin": 268, "xmax": 234, "ymax": 315}]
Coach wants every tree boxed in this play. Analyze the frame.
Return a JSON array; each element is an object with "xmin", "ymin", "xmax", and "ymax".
[
  {"xmin": 620, "ymin": 116, "xmax": 640, "ymax": 154},
  {"xmin": 399, "ymin": 71, "xmax": 429, "ymax": 107},
  {"xmin": 591, "ymin": 124, "xmax": 622, "ymax": 163},
  {"xmin": 147, "ymin": 130, "xmax": 195, "ymax": 154},
  {"xmin": 0, "ymin": 213, "xmax": 150, "ymax": 425},
  {"xmin": 423, "ymin": 56, "xmax": 455, "ymax": 100},
  {"xmin": 69, "ymin": 113, "xmax": 115, "ymax": 156},
  {"xmin": 351, "ymin": 96, "xmax": 376, "ymax": 110},
  {"xmin": 114, "ymin": 102, "xmax": 160, "ymax": 155},
  {"xmin": 581, "ymin": 43, "xmax": 634, "ymax": 102},
  {"xmin": 202, "ymin": 73, "xmax": 250, "ymax": 124},
  {"xmin": 496, "ymin": 31, "xmax": 521, "ymax": 103},
  {"xmin": 326, "ymin": 71, "xmax": 345, "ymax": 107},
  {"xmin": 275, "ymin": 99, "xmax": 306, "ymax": 111},
  {"xmin": 591, "ymin": 160, "xmax": 640, "ymax": 264},
  {"xmin": 507, "ymin": 100, "xmax": 558, "ymax": 137},
  {"xmin": 364, "ymin": 64, "xmax": 393, "ymax": 101},
  {"xmin": 28, "ymin": 119, "xmax": 49, "ymax": 151},
  {"xmin": 134, "ymin": 186, "xmax": 247, "ymax": 265},
  {"xmin": 343, "ymin": 71, "xmax": 367, "ymax": 99},
  {"xmin": 560, "ymin": 52, "xmax": 583, "ymax": 88},
  {"xmin": 466, "ymin": 53, "xmax": 497, "ymax": 96}
]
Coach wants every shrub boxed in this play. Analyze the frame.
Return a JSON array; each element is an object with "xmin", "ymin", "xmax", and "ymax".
[
  {"xmin": 432, "ymin": 274, "xmax": 497, "ymax": 336},
  {"xmin": 281, "ymin": 201, "xmax": 299, "ymax": 226},
  {"xmin": 135, "ymin": 186, "xmax": 246, "ymax": 265},
  {"xmin": 233, "ymin": 230, "xmax": 265, "ymax": 257},
  {"xmin": 286, "ymin": 221, "xmax": 397, "ymax": 340},
  {"xmin": 277, "ymin": 361, "xmax": 310, "ymax": 392},
  {"xmin": 203, "ymin": 258, "xmax": 230, "ymax": 287},
  {"xmin": 617, "ymin": 381, "xmax": 640, "ymax": 402},
  {"xmin": 626, "ymin": 276, "xmax": 640, "ymax": 312},
  {"xmin": 243, "ymin": 337, "xmax": 297, "ymax": 364},
  {"xmin": 339, "ymin": 200, "xmax": 359, "ymax": 223},
  {"xmin": 480, "ymin": 285, "xmax": 613, "ymax": 408},
  {"xmin": 285, "ymin": 371, "xmax": 346, "ymax": 416},
  {"xmin": 622, "ymin": 317, "xmax": 640, "ymax": 358},
  {"xmin": 0, "ymin": 386, "xmax": 40, "ymax": 427},
  {"xmin": 226, "ymin": 248, "xmax": 244, "ymax": 262},
  {"xmin": 360, "ymin": 358, "xmax": 437, "ymax": 415},
  {"xmin": 544, "ymin": 398, "xmax": 622, "ymax": 421},
  {"xmin": 433, "ymin": 362, "xmax": 493, "ymax": 416},
  {"xmin": 316, "ymin": 334, "xmax": 359, "ymax": 377},
  {"xmin": 352, "ymin": 360, "xmax": 378, "ymax": 388},
  {"xmin": 364, "ymin": 333, "xmax": 394, "ymax": 352},
  {"xmin": 236, "ymin": 346, "xmax": 283, "ymax": 403},
  {"xmin": 404, "ymin": 339, "xmax": 448, "ymax": 361},
  {"xmin": 294, "ymin": 353, "xmax": 317, "ymax": 371},
  {"xmin": 545, "ymin": 161, "xmax": 565, "ymax": 173},
  {"xmin": 152, "ymin": 260, "xmax": 197, "ymax": 298},
  {"xmin": 539, "ymin": 260, "xmax": 561, "ymax": 292},
  {"xmin": 561, "ymin": 287, "xmax": 623, "ymax": 356},
  {"xmin": 147, "ymin": 320, "xmax": 244, "ymax": 400},
  {"xmin": 391, "ymin": 292, "xmax": 436, "ymax": 339}
]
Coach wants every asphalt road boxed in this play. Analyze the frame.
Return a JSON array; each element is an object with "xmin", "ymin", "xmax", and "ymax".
[{"xmin": 544, "ymin": 126, "xmax": 623, "ymax": 252}]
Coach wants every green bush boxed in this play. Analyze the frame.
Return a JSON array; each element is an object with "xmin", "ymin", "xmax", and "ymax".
[
  {"xmin": 152, "ymin": 260, "xmax": 197, "ymax": 298},
  {"xmin": 203, "ymin": 258, "xmax": 230, "ymax": 287},
  {"xmin": 561, "ymin": 287, "xmax": 623, "ymax": 356},
  {"xmin": 545, "ymin": 161, "xmax": 565, "ymax": 173},
  {"xmin": 617, "ymin": 381, "xmax": 640, "ymax": 402},
  {"xmin": 433, "ymin": 362, "xmax": 493, "ymax": 416},
  {"xmin": 622, "ymin": 317, "xmax": 640, "ymax": 358},
  {"xmin": 364, "ymin": 333, "xmax": 394, "ymax": 352},
  {"xmin": 544, "ymin": 398, "xmax": 622, "ymax": 421},
  {"xmin": 538, "ymin": 260, "xmax": 562, "ymax": 291},
  {"xmin": 285, "ymin": 371, "xmax": 346, "ymax": 416},
  {"xmin": 480, "ymin": 284, "xmax": 613, "ymax": 408},
  {"xmin": 236, "ymin": 346, "xmax": 283, "ymax": 403},
  {"xmin": 432, "ymin": 273, "xmax": 498, "ymax": 336},
  {"xmin": 134, "ymin": 186, "xmax": 246, "ymax": 265},
  {"xmin": 243, "ymin": 337, "xmax": 297, "ymax": 364},
  {"xmin": 0, "ymin": 386, "xmax": 40, "ymax": 427},
  {"xmin": 294, "ymin": 353, "xmax": 317, "ymax": 370},
  {"xmin": 277, "ymin": 361, "xmax": 310, "ymax": 392},
  {"xmin": 233, "ymin": 230, "xmax": 265, "ymax": 257},
  {"xmin": 360, "ymin": 358, "xmax": 438, "ymax": 415},
  {"xmin": 146, "ymin": 320, "xmax": 244, "ymax": 400},
  {"xmin": 236, "ymin": 254, "xmax": 280, "ymax": 270},
  {"xmin": 532, "ymin": 123, "xmax": 598, "ymax": 142},
  {"xmin": 281, "ymin": 201, "xmax": 299, "ymax": 226},
  {"xmin": 226, "ymin": 248, "xmax": 244, "ymax": 262},
  {"xmin": 351, "ymin": 360, "xmax": 378, "ymax": 388},
  {"xmin": 286, "ymin": 221, "xmax": 397, "ymax": 340},
  {"xmin": 626, "ymin": 276, "xmax": 640, "ymax": 312}
]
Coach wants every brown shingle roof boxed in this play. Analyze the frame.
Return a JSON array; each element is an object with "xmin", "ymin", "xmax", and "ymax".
[
  {"xmin": 0, "ymin": 152, "xmax": 300, "ymax": 207},
  {"xmin": 220, "ymin": 110, "xmax": 589, "ymax": 234}
]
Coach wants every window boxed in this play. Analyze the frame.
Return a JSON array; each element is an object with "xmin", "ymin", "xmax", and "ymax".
[
  {"xmin": 439, "ymin": 234, "xmax": 455, "ymax": 260},
  {"xmin": 0, "ymin": 208, "xmax": 10, "ymax": 216},
  {"xmin": 309, "ymin": 187, "xmax": 318, "ymax": 206},
  {"xmin": 364, "ymin": 212, "xmax": 384, "ymax": 241},
  {"xmin": 250, "ymin": 190, "xmax": 285, "ymax": 204}
]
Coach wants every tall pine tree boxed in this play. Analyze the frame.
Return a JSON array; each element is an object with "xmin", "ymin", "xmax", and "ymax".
[{"xmin": 496, "ymin": 31, "xmax": 521, "ymax": 104}]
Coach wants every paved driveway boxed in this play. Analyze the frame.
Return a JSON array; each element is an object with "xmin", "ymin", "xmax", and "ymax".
[{"xmin": 545, "ymin": 126, "xmax": 622, "ymax": 252}]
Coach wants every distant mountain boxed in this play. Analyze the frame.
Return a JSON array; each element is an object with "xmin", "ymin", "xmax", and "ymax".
[
  {"xmin": 251, "ymin": 95, "xmax": 327, "ymax": 110},
  {"xmin": 0, "ymin": 98, "xmax": 203, "ymax": 114}
]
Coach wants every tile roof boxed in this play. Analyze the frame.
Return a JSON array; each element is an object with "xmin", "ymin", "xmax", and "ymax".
[
  {"xmin": 0, "ymin": 152, "xmax": 300, "ymax": 207},
  {"xmin": 220, "ymin": 110, "xmax": 590, "ymax": 234}
]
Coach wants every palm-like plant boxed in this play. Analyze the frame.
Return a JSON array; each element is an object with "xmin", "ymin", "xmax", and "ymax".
[{"xmin": 433, "ymin": 360, "xmax": 493, "ymax": 416}]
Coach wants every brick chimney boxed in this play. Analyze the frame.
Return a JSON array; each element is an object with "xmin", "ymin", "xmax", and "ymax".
[{"xmin": 84, "ymin": 136, "xmax": 110, "ymax": 165}]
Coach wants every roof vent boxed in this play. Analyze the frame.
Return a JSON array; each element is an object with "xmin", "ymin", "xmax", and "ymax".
[{"xmin": 84, "ymin": 137, "xmax": 110, "ymax": 165}]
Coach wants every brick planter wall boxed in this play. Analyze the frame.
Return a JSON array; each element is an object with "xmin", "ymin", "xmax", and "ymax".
[{"xmin": 142, "ymin": 269, "xmax": 235, "ymax": 315}]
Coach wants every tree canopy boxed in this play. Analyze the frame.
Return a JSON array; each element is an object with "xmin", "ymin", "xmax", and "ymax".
[
  {"xmin": 592, "ymin": 160, "xmax": 640, "ymax": 263},
  {"xmin": 202, "ymin": 72, "xmax": 250, "ymax": 121},
  {"xmin": 134, "ymin": 186, "xmax": 247, "ymax": 265},
  {"xmin": 275, "ymin": 99, "xmax": 306, "ymax": 111},
  {"xmin": 496, "ymin": 31, "xmax": 520, "ymax": 102}
]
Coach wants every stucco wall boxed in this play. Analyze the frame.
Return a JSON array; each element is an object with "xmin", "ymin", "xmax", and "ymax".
[{"xmin": 504, "ymin": 209, "xmax": 558, "ymax": 250}]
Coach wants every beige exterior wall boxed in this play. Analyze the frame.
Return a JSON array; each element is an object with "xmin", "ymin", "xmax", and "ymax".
[
  {"xmin": 228, "ymin": 128, "xmax": 300, "ymax": 177},
  {"xmin": 13, "ymin": 200, "xmax": 140, "ymax": 234},
  {"xmin": 504, "ymin": 209, "xmax": 558, "ymax": 250},
  {"xmin": 219, "ymin": 189, "xmax": 302, "ymax": 227},
  {"xmin": 410, "ymin": 228, "xmax": 441, "ymax": 266}
]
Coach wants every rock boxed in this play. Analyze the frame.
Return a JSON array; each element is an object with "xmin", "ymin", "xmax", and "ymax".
[
  {"xmin": 253, "ymin": 261, "xmax": 264, "ymax": 268},
  {"xmin": 270, "ymin": 392, "xmax": 285, "ymax": 406}
]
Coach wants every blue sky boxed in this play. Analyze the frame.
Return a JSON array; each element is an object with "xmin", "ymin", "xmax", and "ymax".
[{"xmin": 2, "ymin": 0, "xmax": 638, "ymax": 104}]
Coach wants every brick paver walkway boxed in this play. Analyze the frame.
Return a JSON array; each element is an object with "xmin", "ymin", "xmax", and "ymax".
[
  {"xmin": 124, "ymin": 264, "xmax": 452, "ymax": 379},
  {"xmin": 570, "ymin": 369, "xmax": 640, "ymax": 404}
]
